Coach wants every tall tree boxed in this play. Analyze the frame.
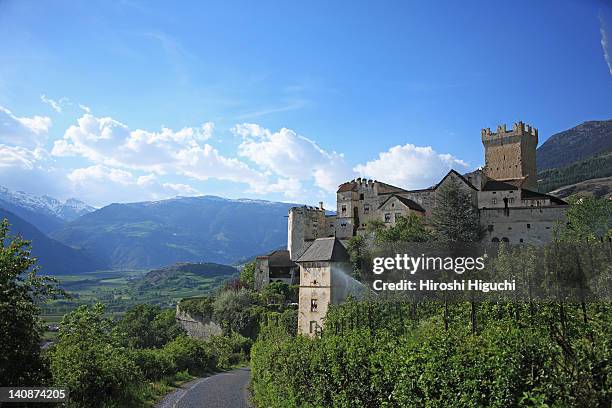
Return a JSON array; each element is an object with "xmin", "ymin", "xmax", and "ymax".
[
  {"xmin": 0, "ymin": 219, "xmax": 63, "ymax": 386},
  {"xmin": 431, "ymin": 179, "xmax": 482, "ymax": 242}
]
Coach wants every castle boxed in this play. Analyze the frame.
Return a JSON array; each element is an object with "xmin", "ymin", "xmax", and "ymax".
[{"xmin": 254, "ymin": 121, "xmax": 569, "ymax": 335}]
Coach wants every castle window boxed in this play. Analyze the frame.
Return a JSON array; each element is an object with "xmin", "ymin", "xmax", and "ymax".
[
  {"xmin": 502, "ymin": 237, "xmax": 510, "ymax": 242},
  {"xmin": 340, "ymin": 222, "xmax": 347, "ymax": 227},
  {"xmin": 509, "ymin": 198, "xmax": 515, "ymax": 204},
  {"xmin": 488, "ymin": 225, "xmax": 494, "ymax": 232},
  {"xmin": 310, "ymin": 299, "xmax": 318, "ymax": 312},
  {"xmin": 309, "ymin": 321, "xmax": 318, "ymax": 334},
  {"xmin": 519, "ymin": 239, "xmax": 524, "ymax": 243},
  {"xmin": 359, "ymin": 193, "xmax": 364, "ymax": 200},
  {"xmin": 364, "ymin": 204, "xmax": 370, "ymax": 214},
  {"xmin": 391, "ymin": 203, "xmax": 395, "ymax": 208},
  {"xmin": 492, "ymin": 237, "xmax": 499, "ymax": 242},
  {"xmin": 341, "ymin": 205, "xmax": 347, "ymax": 214},
  {"xmin": 527, "ymin": 223, "xmax": 531, "ymax": 229},
  {"xmin": 384, "ymin": 213, "xmax": 391, "ymax": 223},
  {"xmin": 492, "ymin": 198, "xmax": 497, "ymax": 205}
]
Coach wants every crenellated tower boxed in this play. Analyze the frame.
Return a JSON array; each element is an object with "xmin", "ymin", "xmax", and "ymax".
[{"xmin": 481, "ymin": 121, "xmax": 538, "ymax": 189}]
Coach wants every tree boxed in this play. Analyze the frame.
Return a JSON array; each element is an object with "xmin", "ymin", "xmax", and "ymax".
[
  {"xmin": 431, "ymin": 179, "xmax": 482, "ymax": 242},
  {"xmin": 213, "ymin": 289, "xmax": 261, "ymax": 337},
  {"xmin": 240, "ymin": 261, "xmax": 256, "ymax": 289},
  {"xmin": 558, "ymin": 195, "xmax": 612, "ymax": 243},
  {"xmin": 0, "ymin": 219, "xmax": 64, "ymax": 386},
  {"xmin": 50, "ymin": 303, "xmax": 141, "ymax": 407},
  {"xmin": 116, "ymin": 304, "xmax": 184, "ymax": 349},
  {"xmin": 372, "ymin": 213, "xmax": 433, "ymax": 243},
  {"xmin": 260, "ymin": 281, "xmax": 297, "ymax": 304}
]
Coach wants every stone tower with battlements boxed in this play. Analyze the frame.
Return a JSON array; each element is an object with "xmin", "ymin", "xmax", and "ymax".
[{"xmin": 481, "ymin": 121, "xmax": 538, "ymax": 189}]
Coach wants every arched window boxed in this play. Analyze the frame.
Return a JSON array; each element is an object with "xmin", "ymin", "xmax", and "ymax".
[
  {"xmin": 491, "ymin": 237, "xmax": 499, "ymax": 242},
  {"xmin": 501, "ymin": 237, "xmax": 510, "ymax": 242}
]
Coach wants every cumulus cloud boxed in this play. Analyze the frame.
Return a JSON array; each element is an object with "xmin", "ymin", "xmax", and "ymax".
[
  {"xmin": 234, "ymin": 123, "xmax": 353, "ymax": 193},
  {"xmin": 52, "ymin": 114, "xmax": 262, "ymax": 187},
  {"xmin": 354, "ymin": 143, "xmax": 468, "ymax": 190},
  {"xmin": 600, "ymin": 12, "xmax": 612, "ymax": 76},
  {"xmin": 0, "ymin": 106, "xmax": 51, "ymax": 147},
  {"xmin": 67, "ymin": 165, "xmax": 202, "ymax": 206}
]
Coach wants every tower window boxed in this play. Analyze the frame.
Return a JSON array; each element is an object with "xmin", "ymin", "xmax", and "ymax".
[
  {"xmin": 359, "ymin": 193, "xmax": 364, "ymax": 200},
  {"xmin": 527, "ymin": 223, "xmax": 531, "ymax": 229},
  {"xmin": 364, "ymin": 204, "xmax": 370, "ymax": 214},
  {"xmin": 341, "ymin": 205, "xmax": 347, "ymax": 214},
  {"xmin": 309, "ymin": 321, "xmax": 318, "ymax": 334},
  {"xmin": 384, "ymin": 213, "xmax": 391, "ymax": 223},
  {"xmin": 492, "ymin": 198, "xmax": 497, "ymax": 205},
  {"xmin": 310, "ymin": 299, "xmax": 318, "ymax": 312}
]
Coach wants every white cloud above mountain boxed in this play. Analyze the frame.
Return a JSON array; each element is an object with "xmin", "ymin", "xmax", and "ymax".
[
  {"xmin": 353, "ymin": 143, "xmax": 468, "ymax": 190},
  {"xmin": 0, "ymin": 106, "xmax": 52, "ymax": 147},
  {"xmin": 234, "ymin": 123, "xmax": 353, "ymax": 193}
]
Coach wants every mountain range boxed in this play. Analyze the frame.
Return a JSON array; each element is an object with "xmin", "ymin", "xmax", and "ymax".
[
  {"xmin": 0, "ymin": 208, "xmax": 106, "ymax": 274},
  {"xmin": 50, "ymin": 196, "xmax": 296, "ymax": 269}
]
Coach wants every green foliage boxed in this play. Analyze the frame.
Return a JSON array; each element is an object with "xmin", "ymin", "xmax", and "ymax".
[
  {"xmin": 116, "ymin": 304, "xmax": 185, "ymax": 349},
  {"xmin": 49, "ymin": 303, "xmax": 141, "ymax": 407},
  {"xmin": 251, "ymin": 300, "xmax": 612, "ymax": 408},
  {"xmin": 240, "ymin": 260, "xmax": 256, "ymax": 289},
  {"xmin": 537, "ymin": 152, "xmax": 612, "ymax": 194},
  {"xmin": 260, "ymin": 281, "xmax": 298, "ymax": 304},
  {"xmin": 371, "ymin": 213, "xmax": 432, "ymax": 243},
  {"xmin": 558, "ymin": 195, "xmax": 612, "ymax": 242},
  {"xmin": 0, "ymin": 219, "xmax": 64, "ymax": 386},
  {"xmin": 178, "ymin": 296, "xmax": 215, "ymax": 319},
  {"xmin": 212, "ymin": 289, "xmax": 261, "ymax": 337},
  {"xmin": 431, "ymin": 179, "xmax": 482, "ymax": 242}
]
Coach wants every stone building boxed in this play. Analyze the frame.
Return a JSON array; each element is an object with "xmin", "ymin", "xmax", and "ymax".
[
  {"xmin": 295, "ymin": 237, "xmax": 360, "ymax": 336},
  {"xmin": 254, "ymin": 249, "xmax": 298, "ymax": 291},
  {"xmin": 290, "ymin": 121, "xmax": 569, "ymax": 334}
]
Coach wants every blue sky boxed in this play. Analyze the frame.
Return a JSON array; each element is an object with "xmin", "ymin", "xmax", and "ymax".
[{"xmin": 0, "ymin": 0, "xmax": 610, "ymax": 207}]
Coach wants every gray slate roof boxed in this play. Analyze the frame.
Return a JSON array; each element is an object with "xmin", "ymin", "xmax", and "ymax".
[{"xmin": 296, "ymin": 237, "xmax": 350, "ymax": 263}]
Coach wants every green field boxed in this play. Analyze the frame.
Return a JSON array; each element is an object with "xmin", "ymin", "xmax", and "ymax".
[{"xmin": 41, "ymin": 268, "xmax": 233, "ymax": 328}]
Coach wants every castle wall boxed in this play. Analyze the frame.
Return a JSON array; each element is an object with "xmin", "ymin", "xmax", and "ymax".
[
  {"xmin": 288, "ymin": 206, "xmax": 333, "ymax": 261},
  {"xmin": 480, "ymin": 206, "xmax": 566, "ymax": 244},
  {"xmin": 175, "ymin": 308, "xmax": 223, "ymax": 340},
  {"xmin": 297, "ymin": 262, "xmax": 332, "ymax": 336},
  {"xmin": 482, "ymin": 122, "xmax": 538, "ymax": 189},
  {"xmin": 254, "ymin": 257, "xmax": 269, "ymax": 291}
]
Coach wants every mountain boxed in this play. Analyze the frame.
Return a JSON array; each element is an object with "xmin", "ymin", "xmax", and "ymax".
[
  {"xmin": 536, "ymin": 120, "xmax": 612, "ymax": 171},
  {"xmin": 0, "ymin": 208, "xmax": 107, "ymax": 274},
  {"xmin": 549, "ymin": 176, "xmax": 612, "ymax": 199},
  {"xmin": 142, "ymin": 262, "xmax": 237, "ymax": 286},
  {"xmin": 0, "ymin": 186, "xmax": 95, "ymax": 233},
  {"xmin": 52, "ymin": 195, "xmax": 297, "ymax": 269}
]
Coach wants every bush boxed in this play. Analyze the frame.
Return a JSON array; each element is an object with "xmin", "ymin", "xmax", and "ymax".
[{"xmin": 251, "ymin": 300, "xmax": 612, "ymax": 408}]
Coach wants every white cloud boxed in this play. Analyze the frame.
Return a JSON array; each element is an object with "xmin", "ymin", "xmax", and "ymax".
[
  {"xmin": 53, "ymin": 113, "xmax": 265, "ymax": 190},
  {"xmin": 354, "ymin": 143, "xmax": 468, "ymax": 190},
  {"xmin": 234, "ymin": 123, "xmax": 352, "ymax": 193},
  {"xmin": 40, "ymin": 95, "xmax": 69, "ymax": 113},
  {"xmin": 67, "ymin": 165, "xmax": 202, "ymax": 206},
  {"xmin": 600, "ymin": 12, "xmax": 612, "ymax": 76},
  {"xmin": 78, "ymin": 104, "xmax": 91, "ymax": 113},
  {"xmin": 0, "ymin": 106, "xmax": 51, "ymax": 147}
]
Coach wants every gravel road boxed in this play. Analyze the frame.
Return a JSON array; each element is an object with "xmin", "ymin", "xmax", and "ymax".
[{"xmin": 156, "ymin": 367, "xmax": 252, "ymax": 408}]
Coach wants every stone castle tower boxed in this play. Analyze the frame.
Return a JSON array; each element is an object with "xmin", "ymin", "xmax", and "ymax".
[{"xmin": 481, "ymin": 121, "xmax": 538, "ymax": 189}]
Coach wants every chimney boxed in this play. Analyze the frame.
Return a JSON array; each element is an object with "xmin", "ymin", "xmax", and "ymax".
[{"xmin": 319, "ymin": 201, "xmax": 324, "ymax": 210}]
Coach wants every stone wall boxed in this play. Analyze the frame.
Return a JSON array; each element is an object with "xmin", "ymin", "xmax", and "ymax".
[{"xmin": 175, "ymin": 306, "xmax": 223, "ymax": 340}]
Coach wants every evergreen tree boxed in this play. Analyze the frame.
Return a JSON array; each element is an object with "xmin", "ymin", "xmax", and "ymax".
[{"xmin": 431, "ymin": 179, "xmax": 482, "ymax": 242}]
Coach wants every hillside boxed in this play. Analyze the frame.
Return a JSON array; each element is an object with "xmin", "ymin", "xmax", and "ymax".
[
  {"xmin": 536, "ymin": 119, "xmax": 612, "ymax": 171},
  {"xmin": 0, "ymin": 208, "xmax": 107, "ymax": 274},
  {"xmin": 536, "ymin": 152, "xmax": 612, "ymax": 194},
  {"xmin": 142, "ymin": 262, "xmax": 237, "ymax": 286},
  {"xmin": 52, "ymin": 195, "xmax": 297, "ymax": 269},
  {"xmin": 0, "ymin": 186, "xmax": 95, "ymax": 234},
  {"xmin": 549, "ymin": 176, "xmax": 612, "ymax": 199}
]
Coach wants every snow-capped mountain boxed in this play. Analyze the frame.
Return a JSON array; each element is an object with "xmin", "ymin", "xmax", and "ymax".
[{"xmin": 0, "ymin": 186, "xmax": 95, "ymax": 233}]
